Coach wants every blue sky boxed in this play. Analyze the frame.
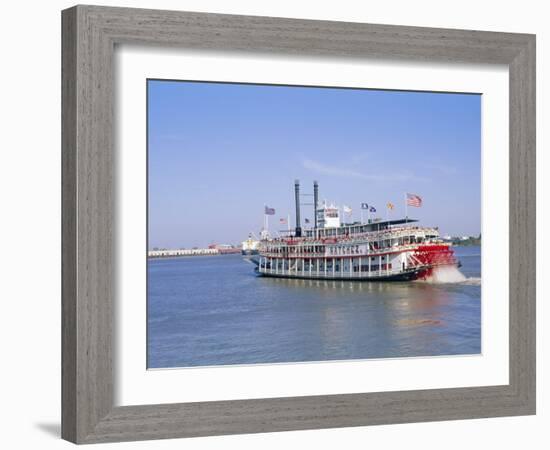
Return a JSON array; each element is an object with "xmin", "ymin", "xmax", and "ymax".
[{"xmin": 148, "ymin": 80, "xmax": 481, "ymax": 249}]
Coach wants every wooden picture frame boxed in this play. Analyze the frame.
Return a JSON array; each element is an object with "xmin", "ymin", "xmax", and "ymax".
[{"xmin": 62, "ymin": 5, "xmax": 536, "ymax": 444}]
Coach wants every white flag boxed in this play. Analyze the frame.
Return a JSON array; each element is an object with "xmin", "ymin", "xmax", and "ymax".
[{"xmin": 343, "ymin": 205, "xmax": 352, "ymax": 215}]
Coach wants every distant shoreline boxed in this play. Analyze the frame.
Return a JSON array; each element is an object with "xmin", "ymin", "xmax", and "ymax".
[
  {"xmin": 449, "ymin": 238, "xmax": 481, "ymax": 247},
  {"xmin": 148, "ymin": 251, "xmax": 241, "ymax": 259}
]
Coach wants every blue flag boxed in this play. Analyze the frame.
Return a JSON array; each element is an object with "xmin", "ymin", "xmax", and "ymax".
[
  {"xmin": 361, "ymin": 203, "xmax": 369, "ymax": 210},
  {"xmin": 369, "ymin": 206, "xmax": 376, "ymax": 213}
]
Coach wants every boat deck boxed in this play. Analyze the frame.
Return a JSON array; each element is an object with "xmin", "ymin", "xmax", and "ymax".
[{"xmin": 256, "ymin": 266, "xmax": 425, "ymax": 282}]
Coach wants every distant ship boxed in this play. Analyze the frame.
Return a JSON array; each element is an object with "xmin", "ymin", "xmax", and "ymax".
[
  {"xmin": 255, "ymin": 180, "xmax": 459, "ymax": 282},
  {"xmin": 241, "ymin": 233, "xmax": 260, "ymax": 256}
]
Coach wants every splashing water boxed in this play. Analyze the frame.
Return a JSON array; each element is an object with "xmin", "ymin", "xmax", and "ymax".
[
  {"xmin": 419, "ymin": 266, "xmax": 481, "ymax": 285},
  {"xmin": 422, "ymin": 265, "xmax": 467, "ymax": 284}
]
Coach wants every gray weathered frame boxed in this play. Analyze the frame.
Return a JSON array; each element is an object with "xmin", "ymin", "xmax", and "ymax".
[{"xmin": 62, "ymin": 4, "xmax": 536, "ymax": 444}]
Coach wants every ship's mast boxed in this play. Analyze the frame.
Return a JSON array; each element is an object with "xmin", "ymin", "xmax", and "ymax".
[{"xmin": 313, "ymin": 180, "xmax": 319, "ymax": 238}]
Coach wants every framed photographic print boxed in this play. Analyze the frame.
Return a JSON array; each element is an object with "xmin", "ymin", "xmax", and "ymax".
[{"xmin": 62, "ymin": 5, "xmax": 536, "ymax": 444}]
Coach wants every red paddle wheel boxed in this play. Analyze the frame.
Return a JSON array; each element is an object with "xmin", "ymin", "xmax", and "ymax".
[{"xmin": 409, "ymin": 244, "xmax": 458, "ymax": 280}]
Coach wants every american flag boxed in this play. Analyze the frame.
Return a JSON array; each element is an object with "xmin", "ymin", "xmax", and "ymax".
[
  {"xmin": 406, "ymin": 193, "xmax": 422, "ymax": 207},
  {"xmin": 279, "ymin": 217, "xmax": 287, "ymax": 224},
  {"xmin": 264, "ymin": 206, "xmax": 275, "ymax": 215}
]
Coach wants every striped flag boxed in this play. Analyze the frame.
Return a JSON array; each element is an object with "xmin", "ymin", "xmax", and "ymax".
[
  {"xmin": 406, "ymin": 193, "xmax": 422, "ymax": 207},
  {"xmin": 264, "ymin": 206, "xmax": 276, "ymax": 215},
  {"xmin": 279, "ymin": 217, "xmax": 287, "ymax": 224}
]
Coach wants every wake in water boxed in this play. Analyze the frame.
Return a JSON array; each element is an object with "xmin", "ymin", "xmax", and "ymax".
[
  {"xmin": 418, "ymin": 266, "xmax": 481, "ymax": 285},
  {"xmin": 459, "ymin": 277, "xmax": 482, "ymax": 286}
]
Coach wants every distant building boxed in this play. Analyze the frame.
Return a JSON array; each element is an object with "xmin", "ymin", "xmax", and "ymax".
[
  {"xmin": 148, "ymin": 248, "xmax": 218, "ymax": 258},
  {"xmin": 208, "ymin": 243, "xmax": 241, "ymax": 254}
]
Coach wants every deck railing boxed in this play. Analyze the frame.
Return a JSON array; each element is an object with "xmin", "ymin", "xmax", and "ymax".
[
  {"xmin": 263, "ymin": 226, "xmax": 440, "ymax": 247},
  {"xmin": 258, "ymin": 267, "xmax": 405, "ymax": 279},
  {"xmin": 259, "ymin": 243, "xmax": 432, "ymax": 259}
]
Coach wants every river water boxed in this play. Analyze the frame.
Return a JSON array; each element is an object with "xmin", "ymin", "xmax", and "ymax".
[{"xmin": 147, "ymin": 246, "xmax": 481, "ymax": 368}]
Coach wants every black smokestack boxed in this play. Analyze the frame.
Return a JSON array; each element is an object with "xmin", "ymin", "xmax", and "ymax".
[
  {"xmin": 313, "ymin": 180, "xmax": 319, "ymax": 231},
  {"xmin": 294, "ymin": 179, "xmax": 302, "ymax": 237}
]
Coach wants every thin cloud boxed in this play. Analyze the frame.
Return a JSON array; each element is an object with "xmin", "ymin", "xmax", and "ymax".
[
  {"xmin": 421, "ymin": 162, "xmax": 457, "ymax": 175},
  {"xmin": 350, "ymin": 152, "xmax": 371, "ymax": 164},
  {"xmin": 302, "ymin": 158, "xmax": 427, "ymax": 182},
  {"xmin": 303, "ymin": 159, "xmax": 366, "ymax": 178}
]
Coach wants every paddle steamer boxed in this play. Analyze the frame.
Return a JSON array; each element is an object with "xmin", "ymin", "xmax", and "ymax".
[{"xmin": 256, "ymin": 181, "xmax": 458, "ymax": 281}]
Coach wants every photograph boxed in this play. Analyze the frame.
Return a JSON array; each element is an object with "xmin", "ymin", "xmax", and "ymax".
[
  {"xmin": 1, "ymin": 0, "xmax": 541, "ymax": 447},
  {"xmin": 146, "ymin": 80, "xmax": 482, "ymax": 369}
]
